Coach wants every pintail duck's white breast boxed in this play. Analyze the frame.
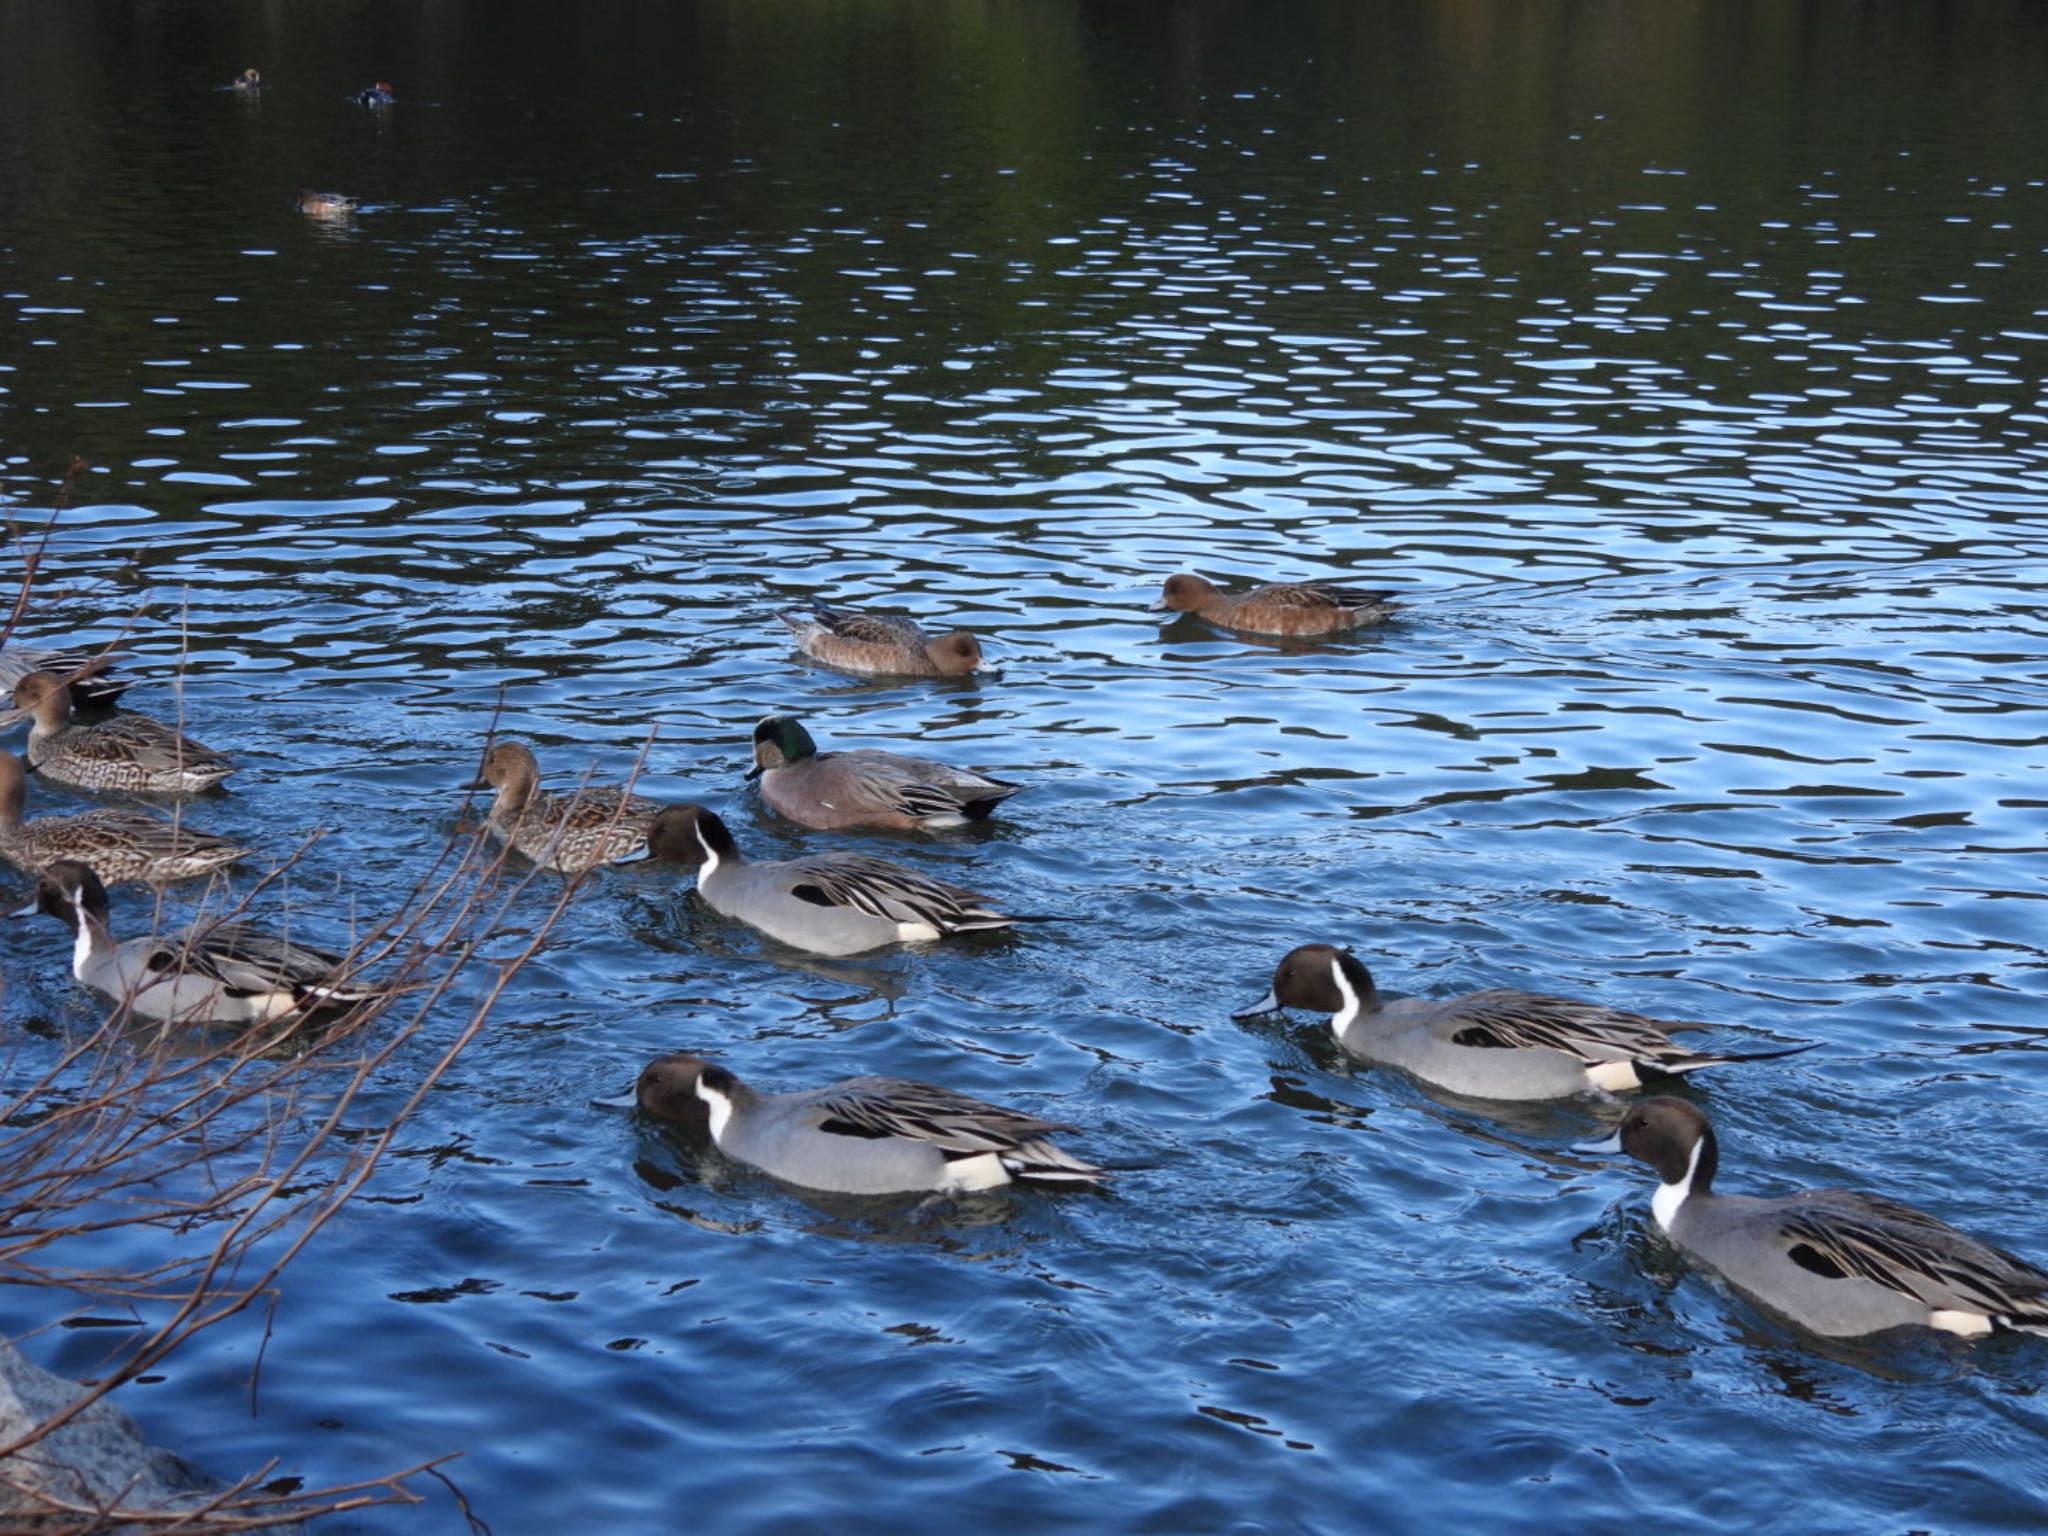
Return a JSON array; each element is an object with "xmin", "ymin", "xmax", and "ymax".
[
  {"xmin": 1235, "ymin": 942, "xmax": 1813, "ymax": 1102},
  {"xmin": 748, "ymin": 713, "xmax": 1020, "ymax": 832},
  {"xmin": 633, "ymin": 1053, "xmax": 1104, "ymax": 1196},
  {"xmin": 1576, "ymin": 1098, "xmax": 2048, "ymax": 1341}
]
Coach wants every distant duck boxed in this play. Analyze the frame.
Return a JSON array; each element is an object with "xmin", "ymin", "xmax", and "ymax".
[
  {"xmin": 21, "ymin": 860, "xmax": 390, "ymax": 1027},
  {"xmin": 295, "ymin": 189, "xmax": 359, "ymax": 219},
  {"xmin": 1152, "ymin": 573, "xmax": 1399, "ymax": 637},
  {"xmin": 634, "ymin": 1053, "xmax": 1105, "ymax": 1196},
  {"xmin": 748, "ymin": 714, "xmax": 1020, "ymax": 832},
  {"xmin": 639, "ymin": 803, "xmax": 1047, "ymax": 956},
  {"xmin": 1576, "ymin": 1097, "xmax": 2048, "ymax": 1340},
  {"xmin": 353, "ymin": 81, "xmax": 396, "ymax": 107},
  {"xmin": 778, "ymin": 601, "xmax": 984, "ymax": 678},
  {"xmin": 470, "ymin": 739, "xmax": 660, "ymax": 873},
  {"xmin": 0, "ymin": 750, "xmax": 247, "ymax": 887},
  {"xmin": 232, "ymin": 68, "xmax": 262, "ymax": 92},
  {"xmin": 1235, "ymin": 943, "xmax": 1813, "ymax": 1101},
  {"xmin": 0, "ymin": 645, "xmax": 130, "ymax": 711},
  {"xmin": 2, "ymin": 671, "xmax": 236, "ymax": 794}
]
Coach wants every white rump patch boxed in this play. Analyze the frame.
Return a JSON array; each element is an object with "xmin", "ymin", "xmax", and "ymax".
[
  {"xmin": 895, "ymin": 921, "xmax": 942, "ymax": 943},
  {"xmin": 1928, "ymin": 1309, "xmax": 1994, "ymax": 1337},
  {"xmin": 940, "ymin": 1153, "xmax": 1012, "ymax": 1192},
  {"xmin": 1651, "ymin": 1139, "xmax": 1702, "ymax": 1232},
  {"xmin": 1327, "ymin": 956, "xmax": 1362, "ymax": 1038},
  {"xmin": 1586, "ymin": 1060, "xmax": 1645, "ymax": 1093}
]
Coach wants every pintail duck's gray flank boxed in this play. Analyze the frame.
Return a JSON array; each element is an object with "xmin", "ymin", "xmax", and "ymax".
[
  {"xmin": 470, "ymin": 739, "xmax": 658, "ymax": 873},
  {"xmin": 2, "ymin": 672, "xmax": 236, "ymax": 794},
  {"xmin": 634, "ymin": 1053, "xmax": 1105, "ymax": 1196},
  {"xmin": 20, "ymin": 859, "xmax": 391, "ymax": 1027},
  {"xmin": 0, "ymin": 646, "xmax": 130, "ymax": 710},
  {"xmin": 638, "ymin": 803, "xmax": 1054, "ymax": 957},
  {"xmin": 749, "ymin": 713, "xmax": 1020, "ymax": 832},
  {"xmin": 1152, "ymin": 573, "xmax": 1399, "ymax": 637},
  {"xmin": 1575, "ymin": 1097, "xmax": 2048, "ymax": 1340},
  {"xmin": 778, "ymin": 601, "xmax": 983, "ymax": 678},
  {"xmin": 0, "ymin": 749, "xmax": 248, "ymax": 886},
  {"xmin": 1235, "ymin": 943, "xmax": 1814, "ymax": 1102}
]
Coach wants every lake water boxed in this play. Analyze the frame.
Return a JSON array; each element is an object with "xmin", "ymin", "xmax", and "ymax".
[{"xmin": 3, "ymin": 1, "xmax": 2047, "ymax": 1530}]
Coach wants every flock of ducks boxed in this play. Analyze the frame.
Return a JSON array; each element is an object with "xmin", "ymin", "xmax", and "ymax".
[
  {"xmin": 220, "ymin": 65, "xmax": 392, "ymax": 219},
  {"xmin": 5, "ymin": 574, "xmax": 2045, "ymax": 1348}
]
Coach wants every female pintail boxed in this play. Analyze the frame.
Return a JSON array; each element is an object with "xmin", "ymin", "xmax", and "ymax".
[
  {"xmin": 470, "ymin": 739, "xmax": 660, "ymax": 873},
  {"xmin": 2, "ymin": 671, "xmax": 235, "ymax": 794}
]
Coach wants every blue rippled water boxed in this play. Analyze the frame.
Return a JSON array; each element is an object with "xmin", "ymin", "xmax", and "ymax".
[{"xmin": 3, "ymin": 2, "xmax": 2047, "ymax": 1531}]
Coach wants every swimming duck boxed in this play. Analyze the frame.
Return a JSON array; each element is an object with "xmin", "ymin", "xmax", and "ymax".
[
  {"xmin": 634, "ymin": 1053, "xmax": 1104, "ymax": 1195},
  {"xmin": 471, "ymin": 739, "xmax": 659, "ymax": 873},
  {"xmin": 20, "ymin": 860, "xmax": 388, "ymax": 1026},
  {"xmin": 353, "ymin": 81, "xmax": 396, "ymax": 107},
  {"xmin": 232, "ymin": 68, "xmax": 262, "ymax": 92},
  {"xmin": 0, "ymin": 751, "xmax": 247, "ymax": 886},
  {"xmin": 295, "ymin": 190, "xmax": 359, "ymax": 218},
  {"xmin": 2, "ymin": 672, "xmax": 236, "ymax": 794},
  {"xmin": 0, "ymin": 645, "xmax": 130, "ymax": 710},
  {"xmin": 1235, "ymin": 943, "xmax": 1812, "ymax": 1101},
  {"xmin": 748, "ymin": 714, "xmax": 1019, "ymax": 831},
  {"xmin": 639, "ymin": 803, "xmax": 1046, "ymax": 956},
  {"xmin": 1576, "ymin": 1097, "xmax": 2048, "ymax": 1339},
  {"xmin": 1152, "ymin": 573, "xmax": 1398, "ymax": 636},
  {"xmin": 778, "ymin": 601, "xmax": 983, "ymax": 678}
]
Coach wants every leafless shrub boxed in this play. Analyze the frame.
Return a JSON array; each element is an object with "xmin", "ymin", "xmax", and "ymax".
[{"xmin": 0, "ymin": 466, "xmax": 605, "ymax": 1533}]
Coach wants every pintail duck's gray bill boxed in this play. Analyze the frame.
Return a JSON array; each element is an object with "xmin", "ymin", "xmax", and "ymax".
[
  {"xmin": 1571, "ymin": 1130, "xmax": 1626, "ymax": 1156},
  {"xmin": 6, "ymin": 894, "xmax": 38, "ymax": 919},
  {"xmin": 589, "ymin": 1090, "xmax": 639, "ymax": 1110},
  {"xmin": 1231, "ymin": 988, "xmax": 1282, "ymax": 1019}
]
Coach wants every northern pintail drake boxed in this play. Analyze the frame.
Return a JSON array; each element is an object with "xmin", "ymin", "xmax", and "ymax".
[
  {"xmin": 20, "ymin": 860, "xmax": 388, "ymax": 1026},
  {"xmin": 0, "ymin": 646, "xmax": 130, "ymax": 710},
  {"xmin": 640, "ymin": 803, "xmax": 1048, "ymax": 956},
  {"xmin": 232, "ymin": 67, "xmax": 262, "ymax": 91},
  {"xmin": 471, "ymin": 739, "xmax": 659, "ymax": 873},
  {"xmin": 1576, "ymin": 1098, "xmax": 2048, "ymax": 1340},
  {"xmin": 353, "ymin": 81, "xmax": 396, "ymax": 107},
  {"xmin": 1153, "ymin": 573, "xmax": 1398, "ymax": 636},
  {"xmin": 635, "ymin": 1053, "xmax": 1104, "ymax": 1195},
  {"xmin": 778, "ymin": 601, "xmax": 983, "ymax": 678},
  {"xmin": 748, "ymin": 714, "xmax": 1019, "ymax": 832},
  {"xmin": 0, "ymin": 750, "xmax": 247, "ymax": 887},
  {"xmin": 3, "ymin": 672, "xmax": 236, "ymax": 794},
  {"xmin": 295, "ymin": 189, "xmax": 358, "ymax": 218},
  {"xmin": 1234, "ymin": 944, "xmax": 1813, "ymax": 1101}
]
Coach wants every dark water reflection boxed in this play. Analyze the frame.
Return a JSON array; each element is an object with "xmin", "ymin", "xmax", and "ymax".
[{"xmin": 4, "ymin": 1, "xmax": 2048, "ymax": 1531}]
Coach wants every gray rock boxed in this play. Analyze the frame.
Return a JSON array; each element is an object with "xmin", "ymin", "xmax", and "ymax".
[{"xmin": 0, "ymin": 1339, "xmax": 302, "ymax": 1532}]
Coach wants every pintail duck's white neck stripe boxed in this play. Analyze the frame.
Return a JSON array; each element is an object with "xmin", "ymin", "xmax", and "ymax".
[
  {"xmin": 697, "ymin": 1080, "xmax": 734, "ymax": 1144},
  {"xmin": 693, "ymin": 819, "xmax": 721, "ymax": 883},
  {"xmin": 1651, "ymin": 1138, "xmax": 1703, "ymax": 1232},
  {"xmin": 1327, "ymin": 955, "xmax": 1363, "ymax": 1039}
]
